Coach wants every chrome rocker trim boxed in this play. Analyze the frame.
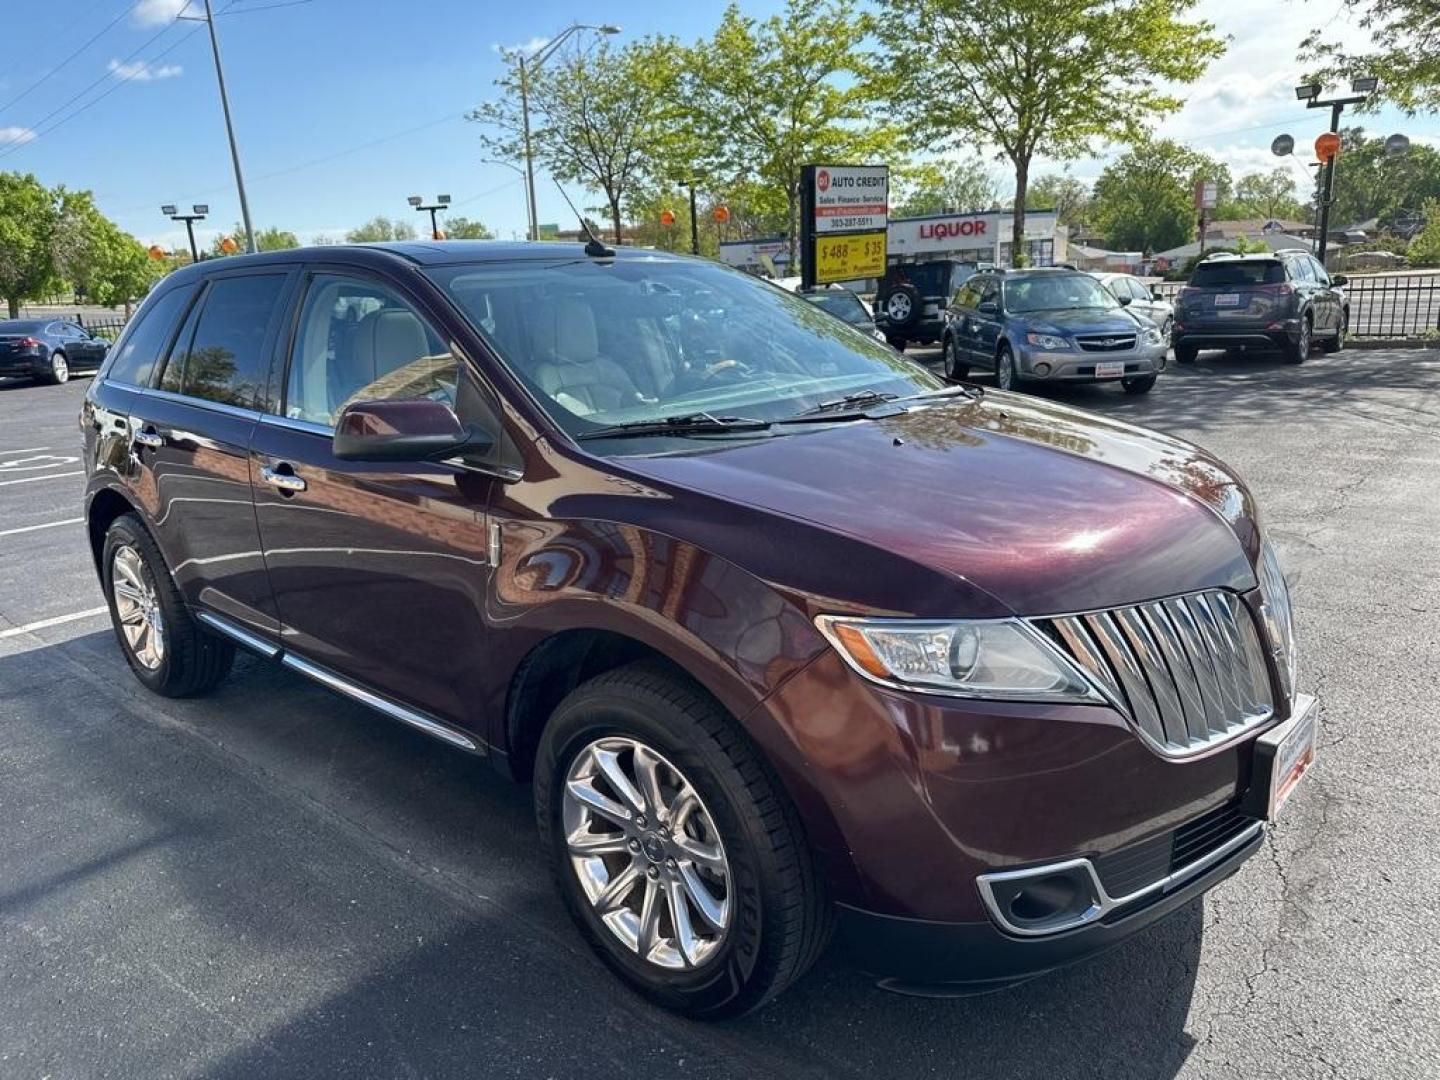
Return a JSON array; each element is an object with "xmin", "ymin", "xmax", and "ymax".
[
  {"xmin": 976, "ymin": 818, "xmax": 1263, "ymax": 938},
  {"xmin": 195, "ymin": 609, "xmax": 480, "ymax": 753}
]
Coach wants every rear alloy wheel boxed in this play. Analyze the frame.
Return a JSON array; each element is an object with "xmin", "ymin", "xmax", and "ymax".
[
  {"xmin": 47, "ymin": 350, "xmax": 69, "ymax": 385},
  {"xmin": 1322, "ymin": 318, "xmax": 1345, "ymax": 354},
  {"xmin": 944, "ymin": 336, "xmax": 970, "ymax": 381},
  {"xmin": 995, "ymin": 344, "xmax": 1020, "ymax": 392},
  {"xmin": 1122, "ymin": 374, "xmax": 1158, "ymax": 394},
  {"xmin": 102, "ymin": 513, "xmax": 235, "ymax": 697},
  {"xmin": 536, "ymin": 662, "xmax": 831, "ymax": 1018},
  {"xmin": 1286, "ymin": 316, "xmax": 1312, "ymax": 364}
]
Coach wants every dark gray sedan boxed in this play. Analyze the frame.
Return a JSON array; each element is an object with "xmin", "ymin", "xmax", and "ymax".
[{"xmin": 0, "ymin": 318, "xmax": 110, "ymax": 384}]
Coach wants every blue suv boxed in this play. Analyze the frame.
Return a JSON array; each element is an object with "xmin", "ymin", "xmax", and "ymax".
[{"xmin": 942, "ymin": 268, "xmax": 1168, "ymax": 394}]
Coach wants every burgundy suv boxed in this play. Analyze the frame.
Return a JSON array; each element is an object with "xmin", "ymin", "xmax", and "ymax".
[{"xmin": 80, "ymin": 243, "xmax": 1317, "ymax": 1017}]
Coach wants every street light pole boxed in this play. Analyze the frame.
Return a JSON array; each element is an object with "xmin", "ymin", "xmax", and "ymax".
[
  {"xmin": 199, "ymin": 0, "xmax": 256, "ymax": 253},
  {"xmin": 161, "ymin": 204, "xmax": 209, "ymax": 263},
  {"xmin": 1295, "ymin": 78, "xmax": 1375, "ymax": 265},
  {"xmin": 512, "ymin": 22, "xmax": 620, "ymax": 242},
  {"xmin": 678, "ymin": 179, "xmax": 700, "ymax": 255},
  {"xmin": 407, "ymin": 194, "xmax": 451, "ymax": 240}
]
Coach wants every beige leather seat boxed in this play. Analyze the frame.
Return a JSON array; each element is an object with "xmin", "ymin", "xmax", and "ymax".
[
  {"xmin": 331, "ymin": 307, "xmax": 429, "ymax": 413},
  {"xmin": 529, "ymin": 298, "xmax": 642, "ymax": 415}
]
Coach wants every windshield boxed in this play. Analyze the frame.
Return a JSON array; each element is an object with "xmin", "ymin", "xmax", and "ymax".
[
  {"xmin": 801, "ymin": 290, "xmax": 871, "ymax": 326},
  {"xmin": 429, "ymin": 257, "xmax": 941, "ymax": 446},
  {"xmin": 1004, "ymin": 274, "xmax": 1119, "ymax": 314}
]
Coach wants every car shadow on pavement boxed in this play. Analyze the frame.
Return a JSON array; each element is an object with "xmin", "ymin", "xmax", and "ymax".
[{"xmin": 1, "ymin": 631, "xmax": 1211, "ymax": 1080}]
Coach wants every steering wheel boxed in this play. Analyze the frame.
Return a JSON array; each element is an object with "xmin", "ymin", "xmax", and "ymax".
[{"xmin": 699, "ymin": 358, "xmax": 752, "ymax": 381}]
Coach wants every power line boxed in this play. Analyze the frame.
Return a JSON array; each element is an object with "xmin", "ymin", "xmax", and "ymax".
[{"xmin": 0, "ymin": 0, "xmax": 139, "ymax": 115}]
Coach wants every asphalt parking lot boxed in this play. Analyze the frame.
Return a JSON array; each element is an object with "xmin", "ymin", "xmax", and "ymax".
[{"xmin": 2, "ymin": 348, "xmax": 1438, "ymax": 1080}]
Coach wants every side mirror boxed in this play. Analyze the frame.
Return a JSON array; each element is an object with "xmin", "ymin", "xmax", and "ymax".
[
  {"xmin": 1116, "ymin": 294, "xmax": 1133, "ymax": 306},
  {"xmin": 1150, "ymin": 288, "xmax": 1165, "ymax": 300},
  {"xmin": 332, "ymin": 398, "xmax": 491, "ymax": 463},
  {"xmin": 977, "ymin": 300, "xmax": 999, "ymax": 315},
  {"xmin": 1331, "ymin": 273, "xmax": 1348, "ymax": 286}
]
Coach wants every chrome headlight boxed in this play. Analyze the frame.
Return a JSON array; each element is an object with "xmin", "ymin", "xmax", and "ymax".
[
  {"xmin": 1024, "ymin": 332, "xmax": 1070, "ymax": 350},
  {"xmin": 815, "ymin": 616, "xmax": 1103, "ymax": 702},
  {"xmin": 1256, "ymin": 539, "xmax": 1297, "ymax": 700}
]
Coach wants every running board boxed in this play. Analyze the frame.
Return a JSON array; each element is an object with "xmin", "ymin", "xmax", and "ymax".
[{"xmin": 195, "ymin": 610, "xmax": 481, "ymax": 753}]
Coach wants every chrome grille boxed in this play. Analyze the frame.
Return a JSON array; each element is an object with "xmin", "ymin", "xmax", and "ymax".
[
  {"xmin": 1075, "ymin": 334, "xmax": 1137, "ymax": 352},
  {"xmin": 1039, "ymin": 591, "xmax": 1274, "ymax": 758}
]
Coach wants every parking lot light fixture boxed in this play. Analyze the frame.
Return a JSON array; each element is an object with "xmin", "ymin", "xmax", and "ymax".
[
  {"xmin": 161, "ymin": 203, "xmax": 208, "ymax": 264},
  {"xmin": 1295, "ymin": 83, "xmax": 1322, "ymax": 102},
  {"xmin": 409, "ymin": 196, "xmax": 451, "ymax": 240},
  {"xmin": 1351, "ymin": 76, "xmax": 1379, "ymax": 94},
  {"xmin": 1302, "ymin": 78, "xmax": 1377, "ymax": 264}
]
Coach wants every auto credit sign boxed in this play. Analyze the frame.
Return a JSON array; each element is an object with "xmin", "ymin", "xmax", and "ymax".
[{"xmin": 812, "ymin": 165, "xmax": 889, "ymax": 233}]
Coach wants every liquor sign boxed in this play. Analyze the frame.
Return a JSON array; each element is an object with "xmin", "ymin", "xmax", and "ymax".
[{"xmin": 801, "ymin": 163, "xmax": 890, "ymax": 287}]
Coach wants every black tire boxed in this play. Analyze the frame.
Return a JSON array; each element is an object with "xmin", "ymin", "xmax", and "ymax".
[
  {"xmin": 535, "ymin": 661, "xmax": 831, "ymax": 1018},
  {"xmin": 46, "ymin": 350, "xmax": 69, "ymax": 385},
  {"xmin": 1174, "ymin": 344, "xmax": 1198, "ymax": 364},
  {"xmin": 102, "ymin": 513, "xmax": 234, "ymax": 697},
  {"xmin": 880, "ymin": 283, "xmax": 923, "ymax": 330},
  {"xmin": 995, "ymin": 343, "xmax": 1021, "ymax": 392},
  {"xmin": 943, "ymin": 335, "xmax": 970, "ymax": 381},
  {"xmin": 886, "ymin": 335, "xmax": 908, "ymax": 352},
  {"xmin": 1122, "ymin": 374, "xmax": 1158, "ymax": 394},
  {"xmin": 1285, "ymin": 316, "xmax": 1312, "ymax": 364}
]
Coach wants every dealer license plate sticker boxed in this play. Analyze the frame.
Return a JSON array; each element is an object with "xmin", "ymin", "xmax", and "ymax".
[
  {"xmin": 1214, "ymin": 293, "xmax": 1240, "ymax": 306},
  {"xmin": 1266, "ymin": 695, "xmax": 1317, "ymax": 820},
  {"xmin": 1095, "ymin": 360, "xmax": 1125, "ymax": 379}
]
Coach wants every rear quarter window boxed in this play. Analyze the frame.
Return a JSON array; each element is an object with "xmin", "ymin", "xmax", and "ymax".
[
  {"xmin": 101, "ymin": 286, "xmax": 196, "ymax": 387},
  {"xmin": 163, "ymin": 274, "xmax": 288, "ymax": 408},
  {"xmin": 1189, "ymin": 261, "xmax": 1286, "ymax": 287}
]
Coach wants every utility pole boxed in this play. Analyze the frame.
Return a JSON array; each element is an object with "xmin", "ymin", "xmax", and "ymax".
[
  {"xmin": 678, "ymin": 179, "xmax": 700, "ymax": 255},
  {"xmin": 188, "ymin": 0, "xmax": 256, "ymax": 253}
]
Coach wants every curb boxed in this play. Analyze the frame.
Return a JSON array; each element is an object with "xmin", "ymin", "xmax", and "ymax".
[{"xmin": 1348, "ymin": 339, "xmax": 1440, "ymax": 350}]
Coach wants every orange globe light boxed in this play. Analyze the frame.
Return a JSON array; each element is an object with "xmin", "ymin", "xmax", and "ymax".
[
  {"xmin": 712, "ymin": 204, "xmax": 730, "ymax": 224},
  {"xmin": 660, "ymin": 209, "xmax": 676, "ymax": 227},
  {"xmin": 219, "ymin": 235, "xmax": 239, "ymax": 254},
  {"xmin": 147, "ymin": 245, "xmax": 165, "ymax": 260},
  {"xmin": 1315, "ymin": 131, "xmax": 1342, "ymax": 163},
  {"xmin": 434, "ymin": 229, "xmax": 447, "ymax": 241}
]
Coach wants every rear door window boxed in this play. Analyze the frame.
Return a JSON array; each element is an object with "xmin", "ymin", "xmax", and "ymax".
[
  {"xmin": 1189, "ymin": 261, "xmax": 1286, "ymax": 287},
  {"xmin": 102, "ymin": 286, "xmax": 196, "ymax": 387},
  {"xmin": 161, "ymin": 274, "xmax": 288, "ymax": 408}
]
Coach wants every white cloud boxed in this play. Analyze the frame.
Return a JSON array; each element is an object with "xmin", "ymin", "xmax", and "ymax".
[
  {"xmin": 109, "ymin": 58, "xmax": 183, "ymax": 82},
  {"xmin": 132, "ymin": 0, "xmax": 196, "ymax": 26},
  {"xmin": 492, "ymin": 37, "xmax": 550, "ymax": 58},
  {"xmin": 0, "ymin": 125, "xmax": 37, "ymax": 147}
]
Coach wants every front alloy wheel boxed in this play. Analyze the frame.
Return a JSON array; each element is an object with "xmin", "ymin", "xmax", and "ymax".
[
  {"xmin": 563, "ymin": 736, "xmax": 731, "ymax": 970},
  {"xmin": 996, "ymin": 345, "xmax": 1019, "ymax": 391}
]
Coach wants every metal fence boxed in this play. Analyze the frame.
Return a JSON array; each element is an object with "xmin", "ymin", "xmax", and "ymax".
[
  {"xmin": 1153, "ymin": 272, "xmax": 1440, "ymax": 339},
  {"xmin": 75, "ymin": 314, "xmax": 130, "ymax": 341}
]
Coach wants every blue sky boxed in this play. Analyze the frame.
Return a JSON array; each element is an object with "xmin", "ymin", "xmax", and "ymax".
[{"xmin": 1, "ymin": 0, "xmax": 1435, "ymax": 250}]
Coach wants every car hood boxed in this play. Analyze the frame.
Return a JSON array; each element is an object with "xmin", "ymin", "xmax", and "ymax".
[
  {"xmin": 621, "ymin": 393, "xmax": 1260, "ymax": 617},
  {"xmin": 1019, "ymin": 308, "xmax": 1148, "ymax": 334}
]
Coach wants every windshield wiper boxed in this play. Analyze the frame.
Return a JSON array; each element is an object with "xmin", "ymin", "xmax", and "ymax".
[
  {"xmin": 903, "ymin": 383, "xmax": 983, "ymax": 402},
  {"xmin": 576, "ymin": 412, "xmax": 771, "ymax": 440},
  {"xmin": 784, "ymin": 390, "xmax": 901, "ymax": 420}
]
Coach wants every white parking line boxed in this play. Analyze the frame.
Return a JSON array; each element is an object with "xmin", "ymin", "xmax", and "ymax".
[
  {"xmin": 0, "ymin": 471, "xmax": 83, "ymax": 487},
  {"xmin": 0, "ymin": 607, "xmax": 109, "ymax": 639},
  {"xmin": 0, "ymin": 517, "xmax": 84, "ymax": 538},
  {"xmin": 0, "ymin": 446, "xmax": 50, "ymax": 456}
]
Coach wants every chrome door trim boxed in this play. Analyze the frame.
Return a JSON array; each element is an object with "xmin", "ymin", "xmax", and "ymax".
[
  {"xmin": 280, "ymin": 652, "xmax": 480, "ymax": 752},
  {"xmin": 258, "ymin": 413, "xmax": 332, "ymax": 437},
  {"xmin": 196, "ymin": 610, "xmax": 281, "ymax": 659},
  {"xmin": 135, "ymin": 386, "xmax": 264, "ymax": 422},
  {"xmin": 192, "ymin": 609, "xmax": 481, "ymax": 753}
]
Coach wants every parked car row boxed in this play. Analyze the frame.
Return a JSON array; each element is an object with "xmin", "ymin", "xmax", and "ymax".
[
  {"xmin": 79, "ymin": 240, "xmax": 1315, "ymax": 1017},
  {"xmin": 0, "ymin": 318, "xmax": 110, "ymax": 384}
]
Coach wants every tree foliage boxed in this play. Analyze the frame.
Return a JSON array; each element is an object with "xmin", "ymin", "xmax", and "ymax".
[
  {"xmin": 0, "ymin": 172, "xmax": 60, "ymax": 318},
  {"xmin": 1092, "ymin": 139, "xmax": 1224, "ymax": 253},
  {"xmin": 1230, "ymin": 169, "xmax": 1307, "ymax": 221},
  {"xmin": 684, "ymin": 0, "xmax": 903, "ymax": 261},
  {"xmin": 1026, "ymin": 172, "xmax": 1093, "ymax": 227},
  {"xmin": 345, "ymin": 216, "xmax": 417, "ymax": 243},
  {"xmin": 876, "ymin": 0, "xmax": 1224, "ymax": 265},
  {"xmin": 442, "ymin": 216, "xmax": 496, "ymax": 240},
  {"xmin": 1325, "ymin": 127, "xmax": 1440, "ymax": 229},
  {"xmin": 1302, "ymin": 0, "xmax": 1440, "ymax": 115},
  {"xmin": 1408, "ymin": 199, "xmax": 1440, "ymax": 267},
  {"xmin": 892, "ymin": 158, "xmax": 1000, "ymax": 217}
]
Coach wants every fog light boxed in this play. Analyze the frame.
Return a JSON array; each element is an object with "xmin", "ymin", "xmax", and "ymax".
[
  {"xmin": 1008, "ymin": 875, "xmax": 1080, "ymax": 922},
  {"xmin": 1034, "ymin": 362, "xmax": 1051, "ymax": 377}
]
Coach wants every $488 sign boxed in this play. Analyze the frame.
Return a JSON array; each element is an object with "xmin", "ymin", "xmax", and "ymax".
[{"xmin": 815, "ymin": 231, "xmax": 886, "ymax": 284}]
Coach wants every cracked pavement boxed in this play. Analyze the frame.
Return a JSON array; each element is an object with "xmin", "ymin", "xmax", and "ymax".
[{"xmin": 1, "ymin": 346, "xmax": 1437, "ymax": 1079}]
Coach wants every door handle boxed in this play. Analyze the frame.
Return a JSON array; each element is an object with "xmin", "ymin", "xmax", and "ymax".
[
  {"xmin": 261, "ymin": 464, "xmax": 307, "ymax": 493},
  {"xmin": 132, "ymin": 426, "xmax": 164, "ymax": 449}
]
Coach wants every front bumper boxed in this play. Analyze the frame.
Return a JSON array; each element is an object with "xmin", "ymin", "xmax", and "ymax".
[
  {"xmin": 1016, "ymin": 342, "xmax": 1167, "ymax": 381},
  {"xmin": 838, "ymin": 819, "xmax": 1260, "ymax": 991}
]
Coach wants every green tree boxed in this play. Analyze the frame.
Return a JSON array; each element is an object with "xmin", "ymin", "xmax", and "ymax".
[
  {"xmin": 1027, "ymin": 172, "xmax": 1093, "ymax": 227},
  {"xmin": 345, "ymin": 216, "xmax": 417, "ymax": 243},
  {"xmin": 1302, "ymin": 1, "xmax": 1439, "ymax": 115},
  {"xmin": 1325, "ymin": 127, "xmax": 1440, "ymax": 228},
  {"xmin": 442, "ymin": 216, "xmax": 495, "ymax": 240},
  {"xmin": 892, "ymin": 158, "xmax": 999, "ymax": 217},
  {"xmin": 58, "ymin": 198, "xmax": 156, "ymax": 314},
  {"xmin": 0, "ymin": 172, "xmax": 60, "ymax": 317},
  {"xmin": 211, "ymin": 222, "xmax": 300, "ymax": 256},
  {"xmin": 1408, "ymin": 199, "xmax": 1440, "ymax": 267},
  {"xmin": 1092, "ymin": 139, "xmax": 1223, "ymax": 252},
  {"xmin": 876, "ymin": 0, "xmax": 1224, "ymax": 266},
  {"xmin": 1231, "ymin": 169, "xmax": 1307, "ymax": 221},
  {"xmin": 684, "ymin": 0, "xmax": 903, "ymax": 263},
  {"xmin": 471, "ymin": 37, "xmax": 685, "ymax": 244}
]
